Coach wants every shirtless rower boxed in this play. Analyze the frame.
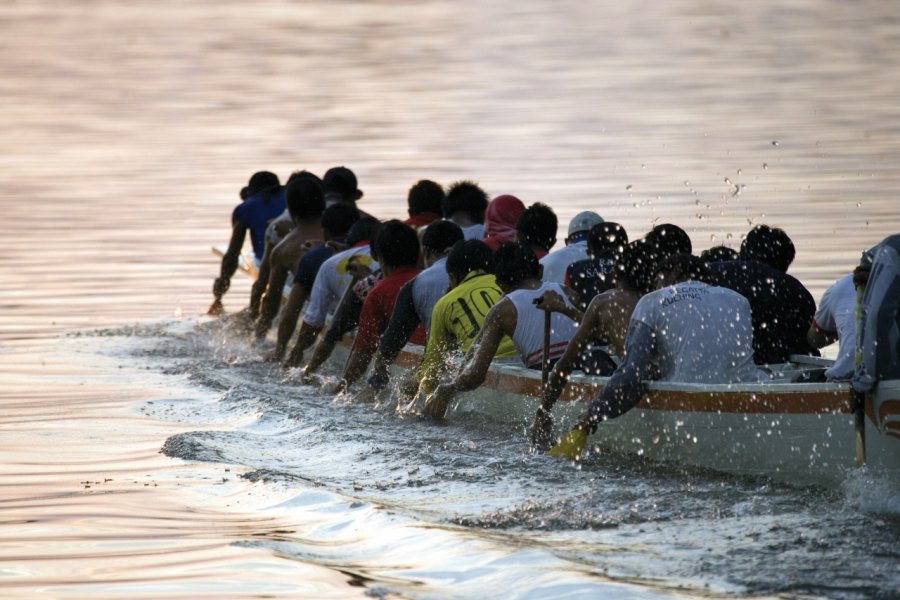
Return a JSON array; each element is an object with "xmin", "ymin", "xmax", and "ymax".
[{"xmin": 530, "ymin": 239, "xmax": 654, "ymax": 449}]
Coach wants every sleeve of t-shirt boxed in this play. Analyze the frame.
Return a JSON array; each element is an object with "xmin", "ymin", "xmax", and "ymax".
[
  {"xmin": 812, "ymin": 281, "xmax": 837, "ymax": 333},
  {"xmin": 302, "ymin": 266, "xmax": 336, "ymax": 328},
  {"xmin": 354, "ymin": 287, "xmax": 389, "ymax": 354},
  {"xmin": 295, "ymin": 250, "xmax": 325, "ymax": 294},
  {"xmin": 232, "ymin": 202, "xmax": 249, "ymax": 227},
  {"xmin": 378, "ymin": 280, "xmax": 421, "ymax": 361}
]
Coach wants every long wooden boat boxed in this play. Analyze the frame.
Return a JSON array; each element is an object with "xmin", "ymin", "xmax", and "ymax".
[
  {"xmin": 326, "ymin": 342, "xmax": 900, "ymax": 487},
  {"xmin": 212, "ymin": 245, "xmax": 900, "ymax": 486}
]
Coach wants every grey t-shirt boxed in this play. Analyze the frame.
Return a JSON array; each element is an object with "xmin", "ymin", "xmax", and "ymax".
[
  {"xmin": 411, "ymin": 257, "xmax": 450, "ymax": 334},
  {"xmin": 630, "ymin": 281, "xmax": 767, "ymax": 384}
]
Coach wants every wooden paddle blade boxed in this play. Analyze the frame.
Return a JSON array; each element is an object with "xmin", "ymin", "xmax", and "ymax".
[{"xmin": 207, "ymin": 298, "xmax": 224, "ymax": 316}]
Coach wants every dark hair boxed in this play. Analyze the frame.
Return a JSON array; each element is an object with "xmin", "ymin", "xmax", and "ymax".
[
  {"xmin": 346, "ymin": 217, "xmax": 380, "ymax": 247},
  {"xmin": 285, "ymin": 169, "xmax": 322, "ymax": 186},
  {"xmin": 321, "ymin": 203, "xmax": 360, "ymax": 238},
  {"xmin": 286, "ymin": 178, "xmax": 326, "ymax": 221},
  {"xmin": 516, "ymin": 202, "xmax": 558, "ymax": 251},
  {"xmin": 422, "ymin": 220, "xmax": 464, "ymax": 254},
  {"xmin": 615, "ymin": 240, "xmax": 663, "ymax": 293},
  {"xmin": 375, "ymin": 220, "xmax": 420, "ymax": 268},
  {"xmin": 246, "ymin": 171, "xmax": 280, "ymax": 197},
  {"xmin": 656, "ymin": 253, "xmax": 713, "ymax": 285},
  {"xmin": 493, "ymin": 243, "xmax": 541, "ymax": 287},
  {"xmin": 323, "ymin": 166, "xmax": 362, "ymax": 201},
  {"xmin": 588, "ymin": 222, "xmax": 628, "ymax": 258},
  {"xmin": 408, "ymin": 180, "xmax": 445, "ymax": 216},
  {"xmin": 442, "ymin": 180, "xmax": 489, "ymax": 223},
  {"xmin": 700, "ymin": 245, "xmax": 739, "ymax": 264},
  {"xmin": 446, "ymin": 240, "xmax": 494, "ymax": 281},
  {"xmin": 740, "ymin": 224, "xmax": 795, "ymax": 272},
  {"xmin": 645, "ymin": 223, "xmax": 692, "ymax": 257}
]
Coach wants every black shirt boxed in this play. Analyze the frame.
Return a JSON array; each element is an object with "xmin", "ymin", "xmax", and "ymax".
[
  {"xmin": 708, "ymin": 260, "xmax": 817, "ymax": 364},
  {"xmin": 565, "ymin": 256, "xmax": 617, "ymax": 310}
]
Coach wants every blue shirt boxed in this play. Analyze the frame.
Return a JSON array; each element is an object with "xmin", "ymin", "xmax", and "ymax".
[
  {"xmin": 232, "ymin": 187, "xmax": 286, "ymax": 260},
  {"xmin": 294, "ymin": 243, "xmax": 335, "ymax": 293}
]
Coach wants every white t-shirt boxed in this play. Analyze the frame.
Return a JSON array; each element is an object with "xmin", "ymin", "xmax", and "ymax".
[
  {"xmin": 412, "ymin": 257, "xmax": 450, "ymax": 333},
  {"xmin": 814, "ymin": 274, "xmax": 858, "ymax": 379},
  {"xmin": 302, "ymin": 245, "xmax": 376, "ymax": 328},
  {"xmin": 540, "ymin": 240, "xmax": 588, "ymax": 284},
  {"xmin": 506, "ymin": 282, "xmax": 579, "ymax": 368},
  {"xmin": 630, "ymin": 281, "xmax": 767, "ymax": 383}
]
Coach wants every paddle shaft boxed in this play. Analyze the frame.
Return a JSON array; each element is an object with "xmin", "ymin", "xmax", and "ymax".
[
  {"xmin": 542, "ymin": 309, "xmax": 551, "ymax": 385},
  {"xmin": 853, "ymin": 282, "xmax": 867, "ymax": 467}
]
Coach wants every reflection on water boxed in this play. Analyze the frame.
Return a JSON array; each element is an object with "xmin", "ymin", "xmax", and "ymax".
[{"xmin": 1, "ymin": 0, "xmax": 899, "ymax": 598}]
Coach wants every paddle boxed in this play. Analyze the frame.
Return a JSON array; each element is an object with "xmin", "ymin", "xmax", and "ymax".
[
  {"xmin": 852, "ymin": 278, "xmax": 867, "ymax": 467},
  {"xmin": 542, "ymin": 309, "xmax": 551, "ymax": 385}
]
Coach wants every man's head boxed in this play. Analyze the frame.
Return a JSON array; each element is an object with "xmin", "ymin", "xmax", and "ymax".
[
  {"xmin": 566, "ymin": 211, "xmax": 604, "ymax": 244},
  {"xmin": 740, "ymin": 224, "xmax": 795, "ymax": 272},
  {"xmin": 346, "ymin": 217, "xmax": 380, "ymax": 247},
  {"xmin": 246, "ymin": 171, "xmax": 280, "ymax": 197},
  {"xmin": 645, "ymin": 223, "xmax": 692, "ymax": 257},
  {"xmin": 421, "ymin": 220, "xmax": 464, "ymax": 267},
  {"xmin": 323, "ymin": 166, "xmax": 363, "ymax": 202},
  {"xmin": 446, "ymin": 239, "xmax": 494, "ymax": 287},
  {"xmin": 493, "ymin": 242, "xmax": 542, "ymax": 292},
  {"xmin": 285, "ymin": 177, "xmax": 325, "ymax": 223},
  {"xmin": 587, "ymin": 221, "xmax": 628, "ymax": 258},
  {"xmin": 655, "ymin": 253, "xmax": 713, "ymax": 289},
  {"xmin": 408, "ymin": 180, "xmax": 445, "ymax": 217},
  {"xmin": 375, "ymin": 220, "xmax": 420, "ymax": 269},
  {"xmin": 699, "ymin": 245, "xmax": 739, "ymax": 264},
  {"xmin": 320, "ymin": 203, "xmax": 360, "ymax": 241},
  {"xmin": 442, "ymin": 180, "xmax": 489, "ymax": 223},
  {"xmin": 614, "ymin": 240, "xmax": 657, "ymax": 293},
  {"xmin": 285, "ymin": 169, "xmax": 322, "ymax": 186},
  {"xmin": 516, "ymin": 203, "xmax": 558, "ymax": 253}
]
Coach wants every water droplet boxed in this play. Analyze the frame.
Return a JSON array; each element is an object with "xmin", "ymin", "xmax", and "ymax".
[
  {"xmin": 726, "ymin": 232, "xmax": 733, "ymax": 239},
  {"xmin": 684, "ymin": 180, "xmax": 690, "ymax": 186},
  {"xmin": 737, "ymin": 169, "xmax": 742, "ymax": 175},
  {"xmin": 625, "ymin": 184, "xmax": 633, "ymax": 191},
  {"xmin": 771, "ymin": 140, "xmax": 780, "ymax": 146},
  {"xmin": 724, "ymin": 177, "xmax": 732, "ymax": 185},
  {"xmin": 710, "ymin": 234, "xmax": 717, "ymax": 241},
  {"xmin": 856, "ymin": 201, "xmax": 862, "ymax": 207},
  {"xmin": 762, "ymin": 163, "xmax": 768, "ymax": 170}
]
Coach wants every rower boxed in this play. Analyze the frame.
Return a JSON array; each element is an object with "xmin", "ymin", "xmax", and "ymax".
[
  {"xmin": 482, "ymin": 194, "xmax": 525, "ymax": 252},
  {"xmin": 254, "ymin": 174, "xmax": 326, "ymax": 342},
  {"xmin": 564, "ymin": 221, "xmax": 629, "ymax": 310},
  {"xmin": 412, "ymin": 239, "xmax": 517, "ymax": 404},
  {"xmin": 516, "ymin": 203, "xmax": 558, "ymax": 260},
  {"xmin": 443, "ymin": 181, "xmax": 489, "ymax": 240},
  {"xmin": 402, "ymin": 180, "xmax": 445, "ymax": 229},
  {"xmin": 422, "ymin": 242, "xmax": 579, "ymax": 420},
  {"xmin": 359, "ymin": 221, "xmax": 465, "ymax": 401},
  {"xmin": 549, "ymin": 253, "xmax": 768, "ymax": 460},
  {"xmin": 209, "ymin": 171, "xmax": 283, "ymax": 314},
  {"xmin": 282, "ymin": 217, "xmax": 379, "ymax": 369},
  {"xmin": 540, "ymin": 210, "xmax": 605, "ymax": 284},
  {"xmin": 271, "ymin": 203, "xmax": 360, "ymax": 362},
  {"xmin": 707, "ymin": 225, "xmax": 818, "ymax": 365},
  {"xmin": 530, "ymin": 239, "xmax": 653, "ymax": 449},
  {"xmin": 333, "ymin": 221, "xmax": 425, "ymax": 393}
]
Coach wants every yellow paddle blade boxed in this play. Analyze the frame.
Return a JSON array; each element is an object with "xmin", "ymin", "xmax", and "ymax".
[{"xmin": 548, "ymin": 429, "xmax": 587, "ymax": 460}]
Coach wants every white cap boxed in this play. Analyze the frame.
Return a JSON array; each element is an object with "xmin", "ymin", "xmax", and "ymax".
[{"xmin": 567, "ymin": 211, "xmax": 604, "ymax": 237}]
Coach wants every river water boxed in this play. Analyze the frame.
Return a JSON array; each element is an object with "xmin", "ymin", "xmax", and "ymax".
[{"xmin": 1, "ymin": 0, "xmax": 899, "ymax": 598}]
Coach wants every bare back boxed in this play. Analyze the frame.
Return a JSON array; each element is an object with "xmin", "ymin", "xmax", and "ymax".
[{"xmin": 587, "ymin": 288, "xmax": 642, "ymax": 357}]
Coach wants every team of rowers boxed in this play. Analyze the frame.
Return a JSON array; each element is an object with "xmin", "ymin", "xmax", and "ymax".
[{"xmin": 210, "ymin": 166, "xmax": 898, "ymax": 458}]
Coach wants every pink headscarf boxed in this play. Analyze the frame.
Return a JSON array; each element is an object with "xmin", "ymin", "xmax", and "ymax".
[{"xmin": 483, "ymin": 194, "xmax": 525, "ymax": 251}]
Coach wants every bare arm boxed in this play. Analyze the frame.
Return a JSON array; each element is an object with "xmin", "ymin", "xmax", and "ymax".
[
  {"xmin": 284, "ymin": 322, "xmax": 320, "ymax": 369},
  {"xmin": 255, "ymin": 260, "xmax": 288, "ymax": 340},
  {"xmin": 806, "ymin": 323, "xmax": 837, "ymax": 350},
  {"xmin": 248, "ymin": 241, "xmax": 275, "ymax": 319},
  {"xmin": 214, "ymin": 222, "xmax": 247, "ymax": 299},
  {"xmin": 273, "ymin": 284, "xmax": 310, "ymax": 361},
  {"xmin": 422, "ymin": 300, "xmax": 514, "ymax": 419}
]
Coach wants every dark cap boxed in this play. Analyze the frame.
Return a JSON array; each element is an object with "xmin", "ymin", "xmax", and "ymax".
[
  {"xmin": 246, "ymin": 171, "xmax": 281, "ymax": 197},
  {"xmin": 323, "ymin": 166, "xmax": 363, "ymax": 200}
]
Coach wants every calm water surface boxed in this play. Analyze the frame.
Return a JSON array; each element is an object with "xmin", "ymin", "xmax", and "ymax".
[{"xmin": 1, "ymin": 1, "xmax": 899, "ymax": 598}]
